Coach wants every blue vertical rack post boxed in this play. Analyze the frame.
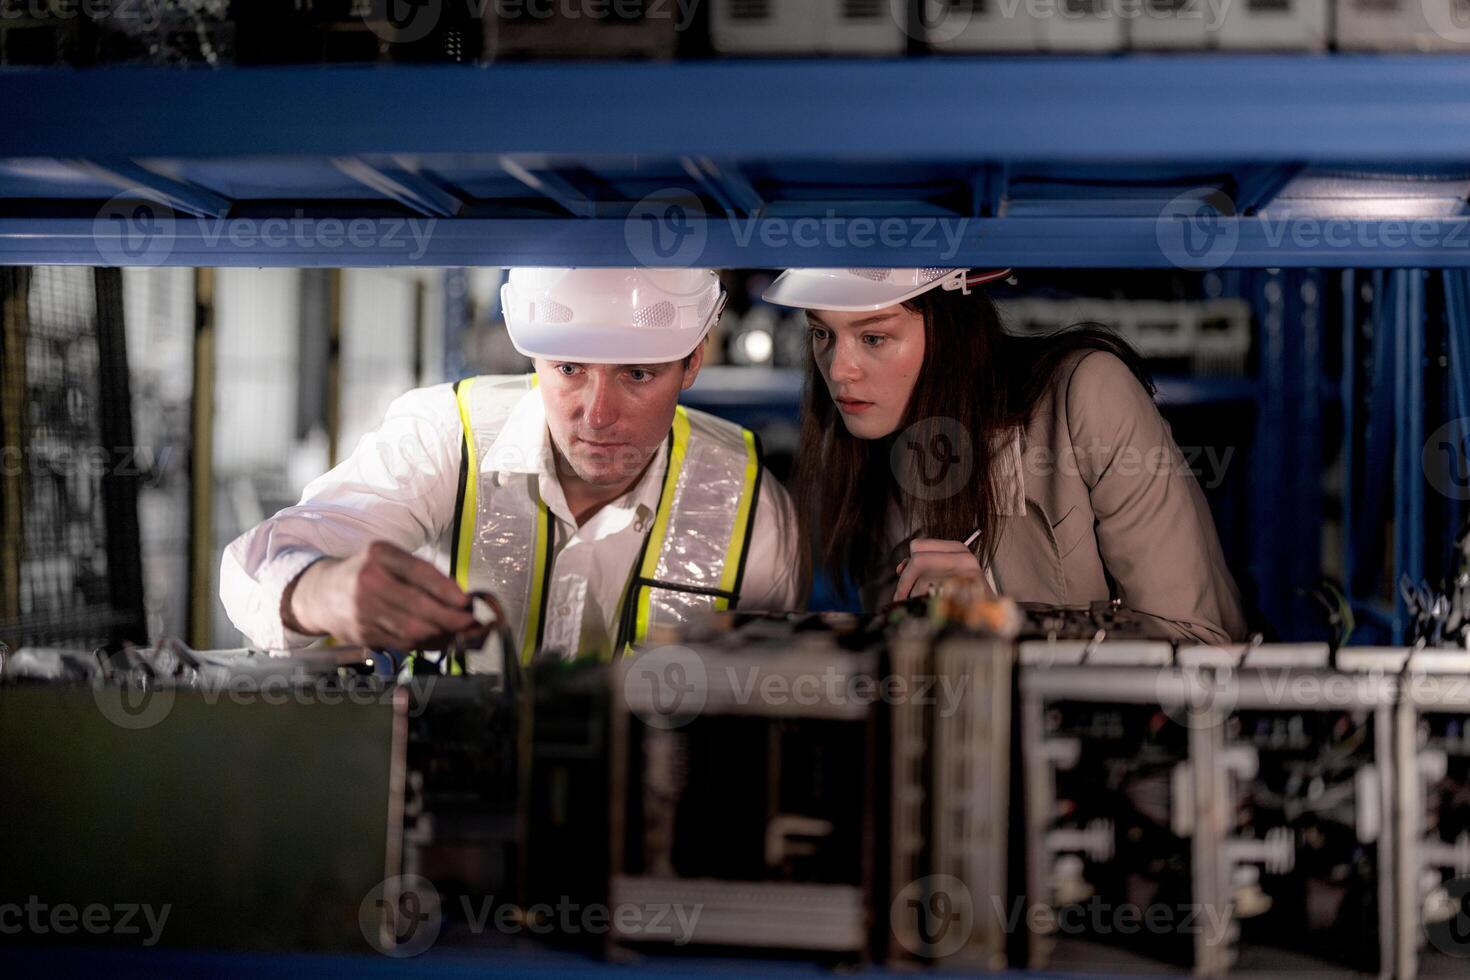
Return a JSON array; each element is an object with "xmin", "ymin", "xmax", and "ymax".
[
  {"xmin": 442, "ymin": 268, "xmax": 471, "ymax": 382},
  {"xmin": 1341, "ymin": 270, "xmax": 1357, "ymax": 607},
  {"xmin": 1248, "ymin": 269, "xmax": 1325, "ymax": 641},
  {"xmin": 1340, "ymin": 269, "xmax": 1438, "ymax": 645},
  {"xmin": 1394, "ymin": 270, "xmax": 1427, "ymax": 642},
  {"xmin": 1440, "ymin": 271, "xmax": 1470, "ymax": 583}
]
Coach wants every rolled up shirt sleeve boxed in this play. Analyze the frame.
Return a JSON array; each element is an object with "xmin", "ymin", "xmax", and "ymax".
[{"xmin": 219, "ymin": 383, "xmax": 464, "ymax": 649}]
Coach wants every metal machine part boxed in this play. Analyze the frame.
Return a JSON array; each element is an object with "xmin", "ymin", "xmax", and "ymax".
[
  {"xmin": 1397, "ymin": 660, "xmax": 1470, "ymax": 978},
  {"xmin": 0, "ymin": 668, "xmax": 410, "ymax": 951},
  {"xmin": 608, "ymin": 639, "xmax": 882, "ymax": 958},
  {"xmin": 1204, "ymin": 667, "xmax": 1397, "ymax": 978},
  {"xmin": 1021, "ymin": 664, "xmax": 1206, "ymax": 974}
]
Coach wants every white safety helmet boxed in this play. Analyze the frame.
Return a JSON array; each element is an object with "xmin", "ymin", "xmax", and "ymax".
[
  {"xmin": 501, "ymin": 267, "xmax": 726, "ymax": 364},
  {"xmin": 762, "ymin": 268, "xmax": 1012, "ymax": 313}
]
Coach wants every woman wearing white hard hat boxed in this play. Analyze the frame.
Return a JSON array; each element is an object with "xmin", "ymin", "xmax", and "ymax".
[{"xmin": 765, "ymin": 268, "xmax": 1247, "ymax": 644}]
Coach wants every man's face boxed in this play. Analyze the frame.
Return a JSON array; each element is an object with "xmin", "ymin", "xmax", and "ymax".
[{"xmin": 535, "ymin": 346, "xmax": 703, "ymax": 488}]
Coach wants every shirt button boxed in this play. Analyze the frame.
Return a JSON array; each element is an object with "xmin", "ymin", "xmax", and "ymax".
[{"xmin": 634, "ymin": 519, "xmax": 646, "ymax": 533}]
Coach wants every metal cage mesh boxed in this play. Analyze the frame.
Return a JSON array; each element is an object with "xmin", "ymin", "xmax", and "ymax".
[{"xmin": 0, "ymin": 266, "xmax": 145, "ymax": 651}]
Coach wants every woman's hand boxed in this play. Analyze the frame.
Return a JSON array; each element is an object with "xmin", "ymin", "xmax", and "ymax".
[{"xmin": 892, "ymin": 537, "xmax": 989, "ymax": 602}]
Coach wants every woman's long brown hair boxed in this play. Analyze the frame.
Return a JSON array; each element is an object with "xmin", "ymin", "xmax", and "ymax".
[{"xmin": 793, "ymin": 283, "xmax": 1154, "ymax": 603}]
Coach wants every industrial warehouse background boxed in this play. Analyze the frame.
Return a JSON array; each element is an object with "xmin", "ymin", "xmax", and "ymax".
[{"xmin": 3, "ymin": 3, "xmax": 1470, "ymax": 979}]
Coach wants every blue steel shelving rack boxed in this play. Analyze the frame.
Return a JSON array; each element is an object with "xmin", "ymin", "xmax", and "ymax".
[{"xmin": 3, "ymin": 56, "xmax": 1470, "ymax": 641}]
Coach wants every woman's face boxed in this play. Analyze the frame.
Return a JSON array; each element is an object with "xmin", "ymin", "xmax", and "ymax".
[{"xmin": 807, "ymin": 303, "xmax": 926, "ymax": 440}]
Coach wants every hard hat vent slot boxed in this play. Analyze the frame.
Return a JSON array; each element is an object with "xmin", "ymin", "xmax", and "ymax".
[
  {"xmin": 632, "ymin": 301, "xmax": 676, "ymax": 330},
  {"xmin": 846, "ymin": 268, "xmax": 890, "ymax": 282},
  {"xmin": 539, "ymin": 300, "xmax": 574, "ymax": 324}
]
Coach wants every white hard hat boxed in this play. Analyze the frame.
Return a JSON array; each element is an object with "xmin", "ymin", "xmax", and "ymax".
[
  {"xmin": 501, "ymin": 268, "xmax": 726, "ymax": 364},
  {"xmin": 762, "ymin": 268, "xmax": 1012, "ymax": 313}
]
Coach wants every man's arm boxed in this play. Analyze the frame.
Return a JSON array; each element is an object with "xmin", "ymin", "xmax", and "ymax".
[{"xmin": 219, "ymin": 384, "xmax": 476, "ymax": 649}]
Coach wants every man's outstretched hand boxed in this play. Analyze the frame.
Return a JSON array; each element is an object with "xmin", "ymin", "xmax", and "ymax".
[{"xmin": 282, "ymin": 541, "xmax": 480, "ymax": 650}]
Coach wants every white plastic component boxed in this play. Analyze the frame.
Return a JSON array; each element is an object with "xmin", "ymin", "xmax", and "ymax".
[
  {"xmin": 1217, "ymin": 0, "xmax": 1328, "ymax": 49},
  {"xmin": 1408, "ymin": 649, "xmax": 1470, "ymax": 673},
  {"xmin": 1336, "ymin": 646, "xmax": 1410, "ymax": 673},
  {"xmin": 827, "ymin": 0, "xmax": 908, "ymax": 53},
  {"xmin": 711, "ymin": 0, "xmax": 905, "ymax": 54},
  {"xmin": 1130, "ymin": 0, "xmax": 1212, "ymax": 49},
  {"xmin": 1020, "ymin": 640, "xmax": 1088, "ymax": 666},
  {"xmin": 1192, "ymin": 298, "xmax": 1253, "ymax": 375},
  {"xmin": 921, "ymin": 0, "xmax": 1042, "ymax": 51},
  {"xmin": 1225, "ymin": 827, "xmax": 1294, "ymax": 875},
  {"xmin": 1231, "ymin": 864, "xmax": 1274, "ymax": 918},
  {"xmin": 1052, "ymin": 854, "xmax": 1094, "ymax": 907},
  {"xmin": 765, "ymin": 814, "xmax": 834, "ymax": 866},
  {"xmin": 1123, "ymin": 299, "xmax": 1197, "ymax": 360},
  {"xmin": 1177, "ymin": 643, "xmax": 1246, "ymax": 668},
  {"xmin": 1084, "ymin": 641, "xmax": 1174, "ymax": 667},
  {"xmin": 1421, "ymin": 832, "xmax": 1470, "ymax": 877},
  {"xmin": 1335, "ymin": 0, "xmax": 1469, "ymax": 51},
  {"xmin": 1242, "ymin": 643, "xmax": 1330, "ymax": 669},
  {"xmin": 1220, "ymin": 746, "xmax": 1259, "ymax": 781},
  {"xmin": 1171, "ymin": 762, "xmax": 1194, "ymax": 838},
  {"xmin": 1424, "ymin": 880, "xmax": 1459, "ymax": 924},
  {"xmin": 1042, "ymin": 737, "xmax": 1083, "ymax": 771},
  {"xmin": 1047, "ymin": 819, "xmax": 1115, "ymax": 862},
  {"xmin": 1042, "ymin": 0, "xmax": 1126, "ymax": 50},
  {"xmin": 1354, "ymin": 764, "xmax": 1380, "ymax": 844},
  {"xmin": 1420, "ymin": 748, "xmax": 1450, "ymax": 784}
]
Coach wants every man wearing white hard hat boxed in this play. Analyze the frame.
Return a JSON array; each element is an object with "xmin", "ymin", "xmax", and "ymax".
[{"xmin": 221, "ymin": 268, "xmax": 800, "ymax": 663}]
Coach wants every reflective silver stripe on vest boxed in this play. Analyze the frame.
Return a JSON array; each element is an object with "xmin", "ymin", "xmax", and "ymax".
[
  {"xmin": 629, "ymin": 406, "xmax": 761, "ymax": 649},
  {"xmin": 457, "ymin": 375, "xmax": 545, "ymax": 654},
  {"xmin": 453, "ymin": 376, "xmax": 760, "ymax": 660}
]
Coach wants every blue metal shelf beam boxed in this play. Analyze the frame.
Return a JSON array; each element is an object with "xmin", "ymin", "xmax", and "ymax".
[
  {"xmin": 15, "ymin": 216, "xmax": 1470, "ymax": 268},
  {"xmin": 68, "ymin": 157, "xmax": 232, "ymax": 219},
  {"xmin": 6, "ymin": 59, "xmax": 1470, "ymax": 266},
  {"xmin": 330, "ymin": 158, "xmax": 466, "ymax": 218},
  {"xmin": 10, "ymin": 58, "xmax": 1470, "ymax": 161}
]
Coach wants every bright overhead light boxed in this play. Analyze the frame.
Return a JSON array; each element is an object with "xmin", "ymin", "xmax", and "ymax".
[{"xmin": 739, "ymin": 329, "xmax": 773, "ymax": 365}]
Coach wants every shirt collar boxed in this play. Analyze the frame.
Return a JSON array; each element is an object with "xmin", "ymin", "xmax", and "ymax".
[{"xmin": 482, "ymin": 386, "xmax": 666, "ymax": 528}]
